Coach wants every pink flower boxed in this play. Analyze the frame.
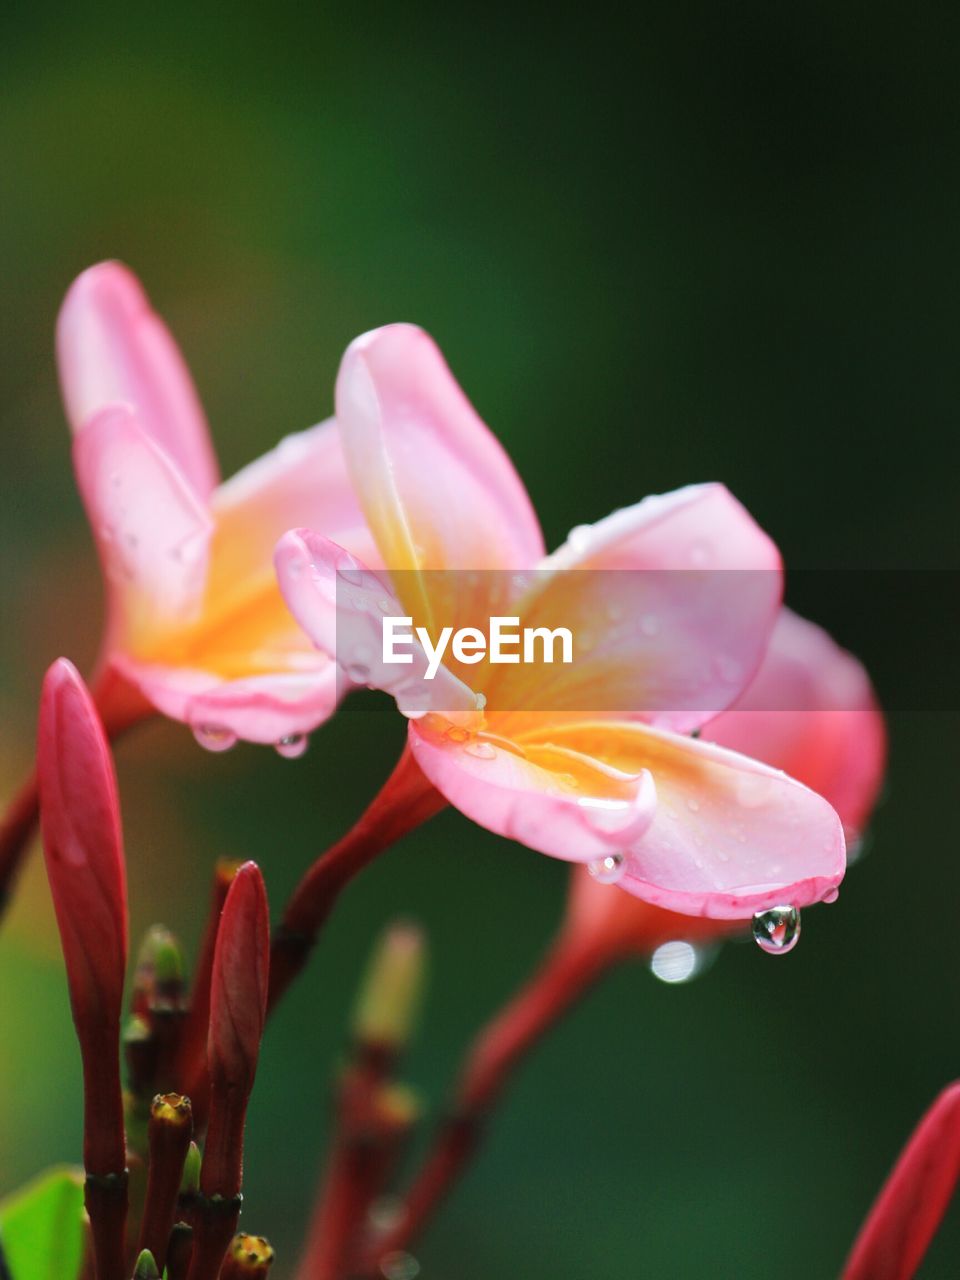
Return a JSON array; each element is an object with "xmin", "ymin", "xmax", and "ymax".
[
  {"xmin": 57, "ymin": 262, "xmax": 375, "ymax": 746},
  {"xmin": 842, "ymin": 1082, "xmax": 960, "ymax": 1280},
  {"xmin": 565, "ymin": 607, "xmax": 885, "ymax": 956},
  {"xmin": 276, "ymin": 323, "xmax": 845, "ymax": 919}
]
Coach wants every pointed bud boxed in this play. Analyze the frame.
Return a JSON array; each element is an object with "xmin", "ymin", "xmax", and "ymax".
[
  {"xmin": 220, "ymin": 1234, "xmax": 275, "ymax": 1276},
  {"xmin": 38, "ymin": 656, "xmax": 129, "ymax": 1280},
  {"xmin": 134, "ymin": 925, "xmax": 184, "ymax": 1013},
  {"xmin": 180, "ymin": 1141, "xmax": 201, "ymax": 1196},
  {"xmin": 165, "ymin": 1222, "xmax": 192, "ymax": 1280},
  {"xmin": 843, "ymin": 1081, "xmax": 960, "ymax": 1280},
  {"xmin": 207, "ymin": 862, "xmax": 270, "ymax": 1109},
  {"xmin": 352, "ymin": 921, "xmax": 426, "ymax": 1054},
  {"xmin": 133, "ymin": 1250, "xmax": 159, "ymax": 1279},
  {"xmin": 38, "ymin": 658, "xmax": 128, "ymax": 1037}
]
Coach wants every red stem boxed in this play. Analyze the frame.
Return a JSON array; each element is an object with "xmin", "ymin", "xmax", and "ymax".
[
  {"xmin": 268, "ymin": 745, "xmax": 445, "ymax": 1014},
  {"xmin": 357, "ymin": 936, "xmax": 609, "ymax": 1274}
]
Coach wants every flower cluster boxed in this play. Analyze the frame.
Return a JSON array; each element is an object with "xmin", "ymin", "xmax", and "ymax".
[{"xmin": 2, "ymin": 262, "xmax": 945, "ymax": 1279}]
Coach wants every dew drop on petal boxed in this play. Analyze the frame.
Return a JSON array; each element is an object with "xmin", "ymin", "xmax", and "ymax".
[
  {"xmin": 640, "ymin": 614, "xmax": 660, "ymax": 638},
  {"xmin": 336, "ymin": 560, "xmax": 364, "ymax": 587},
  {"xmin": 566, "ymin": 524, "xmax": 593, "ymax": 554},
  {"xmin": 395, "ymin": 686, "xmax": 429, "ymax": 720},
  {"xmin": 822, "ymin": 887, "xmax": 840, "ymax": 905},
  {"xmin": 345, "ymin": 662, "xmax": 371, "ymax": 683},
  {"xmin": 193, "ymin": 724, "xmax": 238, "ymax": 753},
  {"xmin": 752, "ymin": 906, "xmax": 801, "ymax": 955},
  {"xmin": 587, "ymin": 852, "xmax": 626, "ymax": 884},
  {"xmin": 275, "ymin": 733, "xmax": 309, "ymax": 759},
  {"xmin": 463, "ymin": 739, "xmax": 496, "ymax": 760}
]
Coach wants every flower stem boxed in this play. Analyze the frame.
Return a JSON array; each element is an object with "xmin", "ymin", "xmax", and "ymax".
[
  {"xmin": 268, "ymin": 744, "xmax": 445, "ymax": 1014},
  {"xmin": 356, "ymin": 935, "xmax": 609, "ymax": 1274}
]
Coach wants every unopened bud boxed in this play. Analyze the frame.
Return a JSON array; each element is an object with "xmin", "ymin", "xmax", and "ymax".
[
  {"xmin": 133, "ymin": 1250, "xmax": 159, "ymax": 1279},
  {"xmin": 353, "ymin": 922, "xmax": 426, "ymax": 1053},
  {"xmin": 180, "ymin": 1141, "xmax": 201, "ymax": 1196}
]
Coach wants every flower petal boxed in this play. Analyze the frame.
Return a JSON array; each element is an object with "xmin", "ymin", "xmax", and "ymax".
[
  {"xmin": 114, "ymin": 655, "xmax": 343, "ymax": 745},
  {"xmin": 514, "ymin": 718, "xmax": 844, "ymax": 917},
  {"xmin": 488, "ymin": 484, "xmax": 782, "ymax": 732},
  {"xmin": 57, "ymin": 261, "xmax": 219, "ymax": 498},
  {"xmin": 274, "ymin": 529, "xmax": 480, "ymax": 720},
  {"xmin": 706, "ymin": 608, "xmax": 886, "ymax": 837},
  {"xmin": 207, "ymin": 419, "xmax": 379, "ymax": 619},
  {"xmin": 334, "ymin": 323, "xmax": 544, "ymax": 628},
  {"xmin": 73, "ymin": 404, "xmax": 213, "ymax": 651},
  {"xmin": 408, "ymin": 716, "xmax": 657, "ymax": 863}
]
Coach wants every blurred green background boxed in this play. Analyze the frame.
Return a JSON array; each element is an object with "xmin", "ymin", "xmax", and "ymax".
[{"xmin": 0, "ymin": 3, "xmax": 957, "ymax": 1275}]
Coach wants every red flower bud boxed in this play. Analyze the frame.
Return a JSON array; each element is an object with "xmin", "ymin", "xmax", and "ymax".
[
  {"xmin": 37, "ymin": 657, "xmax": 129, "ymax": 1280},
  {"xmin": 207, "ymin": 861, "xmax": 269, "ymax": 1115},
  {"xmin": 843, "ymin": 1081, "xmax": 960, "ymax": 1280},
  {"xmin": 189, "ymin": 863, "xmax": 269, "ymax": 1280},
  {"xmin": 38, "ymin": 658, "xmax": 128, "ymax": 1038}
]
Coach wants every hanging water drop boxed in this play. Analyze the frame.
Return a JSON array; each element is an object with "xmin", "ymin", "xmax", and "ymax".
[
  {"xmin": 192, "ymin": 724, "xmax": 237, "ymax": 754},
  {"xmin": 752, "ymin": 906, "xmax": 801, "ymax": 955},
  {"xmin": 275, "ymin": 733, "xmax": 309, "ymax": 759},
  {"xmin": 822, "ymin": 887, "xmax": 840, "ymax": 905},
  {"xmin": 566, "ymin": 524, "xmax": 593, "ymax": 554},
  {"xmin": 587, "ymin": 852, "xmax": 625, "ymax": 884},
  {"xmin": 463, "ymin": 739, "xmax": 496, "ymax": 760}
]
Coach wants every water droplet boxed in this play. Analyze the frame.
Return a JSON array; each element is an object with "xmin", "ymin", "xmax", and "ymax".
[
  {"xmin": 395, "ymin": 687, "xmax": 429, "ymax": 720},
  {"xmin": 752, "ymin": 906, "xmax": 801, "ymax": 955},
  {"xmin": 587, "ymin": 852, "xmax": 625, "ymax": 884},
  {"xmin": 822, "ymin": 887, "xmax": 840, "ymax": 905},
  {"xmin": 367, "ymin": 1194, "xmax": 405, "ymax": 1233},
  {"xmin": 640, "ymin": 614, "xmax": 660, "ymax": 637},
  {"xmin": 689, "ymin": 541, "xmax": 710, "ymax": 567},
  {"xmin": 686, "ymin": 796, "xmax": 701, "ymax": 812},
  {"xmin": 566, "ymin": 524, "xmax": 593, "ymax": 554},
  {"xmin": 464, "ymin": 740, "xmax": 496, "ymax": 760},
  {"xmin": 650, "ymin": 940, "xmax": 705, "ymax": 983},
  {"xmin": 275, "ymin": 734, "xmax": 309, "ymax": 759},
  {"xmin": 192, "ymin": 724, "xmax": 237, "ymax": 754},
  {"xmin": 336, "ymin": 560, "xmax": 364, "ymax": 587},
  {"xmin": 379, "ymin": 1252, "xmax": 420, "ymax": 1280},
  {"xmin": 345, "ymin": 661, "xmax": 371, "ymax": 683}
]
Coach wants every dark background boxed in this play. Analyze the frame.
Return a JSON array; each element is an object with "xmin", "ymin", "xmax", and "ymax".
[{"xmin": 0, "ymin": 4, "xmax": 957, "ymax": 1275}]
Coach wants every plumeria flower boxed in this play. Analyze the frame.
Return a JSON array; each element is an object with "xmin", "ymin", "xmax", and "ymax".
[
  {"xmin": 276, "ymin": 323, "xmax": 846, "ymax": 920},
  {"xmin": 56, "ymin": 262, "xmax": 376, "ymax": 749},
  {"xmin": 565, "ymin": 606, "xmax": 886, "ymax": 961}
]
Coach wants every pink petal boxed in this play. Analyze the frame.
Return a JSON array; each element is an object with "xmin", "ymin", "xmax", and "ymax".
[
  {"xmin": 514, "ymin": 719, "xmax": 844, "ymax": 917},
  {"xmin": 207, "ymin": 419, "xmax": 379, "ymax": 614},
  {"xmin": 706, "ymin": 608, "xmax": 886, "ymax": 837},
  {"xmin": 274, "ymin": 529, "xmax": 480, "ymax": 720},
  {"xmin": 564, "ymin": 865, "xmax": 743, "ymax": 959},
  {"xmin": 57, "ymin": 261, "xmax": 219, "ymax": 498},
  {"xmin": 73, "ymin": 404, "xmax": 213, "ymax": 650},
  {"xmin": 843, "ymin": 1082, "xmax": 960, "ymax": 1280},
  {"xmin": 113, "ymin": 655, "xmax": 343, "ymax": 745},
  {"xmin": 408, "ymin": 718, "xmax": 657, "ymax": 862},
  {"xmin": 334, "ymin": 323, "xmax": 545, "ymax": 628},
  {"xmin": 488, "ymin": 484, "xmax": 782, "ymax": 733}
]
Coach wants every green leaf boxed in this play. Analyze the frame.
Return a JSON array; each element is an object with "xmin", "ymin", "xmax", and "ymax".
[{"xmin": 0, "ymin": 1167, "xmax": 85, "ymax": 1280}]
